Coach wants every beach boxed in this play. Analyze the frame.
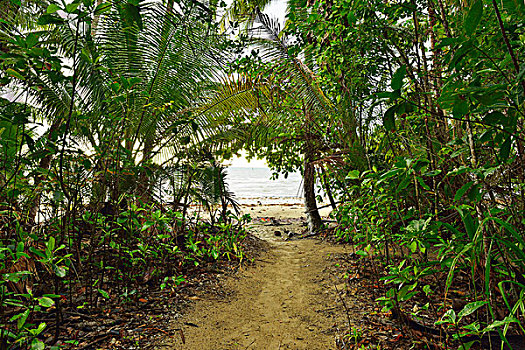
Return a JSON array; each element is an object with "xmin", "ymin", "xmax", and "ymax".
[{"xmin": 240, "ymin": 202, "xmax": 333, "ymax": 221}]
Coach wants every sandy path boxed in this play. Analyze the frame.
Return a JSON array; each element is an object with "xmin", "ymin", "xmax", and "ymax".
[{"xmin": 161, "ymin": 206, "xmax": 347, "ymax": 350}]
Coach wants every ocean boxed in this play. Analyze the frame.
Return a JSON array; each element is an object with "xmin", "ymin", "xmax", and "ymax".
[{"xmin": 225, "ymin": 167, "xmax": 304, "ymax": 204}]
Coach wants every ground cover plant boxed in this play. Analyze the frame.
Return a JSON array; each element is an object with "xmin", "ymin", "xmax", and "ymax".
[
  {"xmin": 280, "ymin": 0, "xmax": 525, "ymax": 348},
  {"xmin": 0, "ymin": 0, "xmax": 252, "ymax": 347}
]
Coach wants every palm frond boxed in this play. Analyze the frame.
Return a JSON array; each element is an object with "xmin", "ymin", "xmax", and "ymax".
[{"xmin": 252, "ymin": 8, "xmax": 334, "ymax": 117}]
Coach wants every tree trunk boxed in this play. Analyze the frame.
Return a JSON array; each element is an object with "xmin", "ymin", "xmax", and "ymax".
[{"xmin": 303, "ymin": 145, "xmax": 323, "ymax": 234}]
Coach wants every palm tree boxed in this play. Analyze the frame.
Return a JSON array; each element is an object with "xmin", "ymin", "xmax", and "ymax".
[
  {"xmin": 1, "ymin": 0, "xmax": 242, "ymax": 221},
  {"xmin": 198, "ymin": 8, "xmax": 335, "ymax": 233}
]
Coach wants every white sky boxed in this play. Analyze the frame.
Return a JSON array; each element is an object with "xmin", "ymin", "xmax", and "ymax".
[
  {"xmin": 264, "ymin": 0, "xmax": 287, "ymax": 24},
  {"xmin": 228, "ymin": 150, "xmax": 268, "ymax": 167}
]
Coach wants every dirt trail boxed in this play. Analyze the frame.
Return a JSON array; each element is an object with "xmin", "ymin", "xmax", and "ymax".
[{"xmin": 160, "ymin": 209, "xmax": 349, "ymax": 350}]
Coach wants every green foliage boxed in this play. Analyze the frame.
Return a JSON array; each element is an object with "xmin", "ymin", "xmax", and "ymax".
[
  {"xmin": 283, "ymin": 0, "xmax": 525, "ymax": 346},
  {"xmin": 0, "ymin": 0, "xmax": 252, "ymax": 346}
]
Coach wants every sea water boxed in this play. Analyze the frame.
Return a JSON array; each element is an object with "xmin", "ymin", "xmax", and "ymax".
[{"xmin": 225, "ymin": 167, "xmax": 304, "ymax": 205}]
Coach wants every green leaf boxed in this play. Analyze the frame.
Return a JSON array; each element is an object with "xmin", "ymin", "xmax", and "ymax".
[
  {"xmin": 454, "ymin": 181, "xmax": 474, "ymax": 202},
  {"xmin": 141, "ymin": 221, "xmax": 155, "ymax": 231},
  {"xmin": 346, "ymin": 170, "xmax": 360, "ymax": 180},
  {"xmin": 416, "ymin": 176, "xmax": 430, "ymax": 190},
  {"xmin": 458, "ymin": 209, "xmax": 477, "ymax": 240},
  {"xmin": 38, "ymin": 297, "xmax": 55, "ymax": 308},
  {"xmin": 65, "ymin": 2, "xmax": 80, "ymax": 13},
  {"xmin": 383, "ymin": 105, "xmax": 396, "ymax": 131},
  {"xmin": 17, "ymin": 309, "xmax": 30, "ymax": 329},
  {"xmin": 94, "ymin": 2, "xmax": 111, "ymax": 15},
  {"xmin": 37, "ymin": 14, "xmax": 64, "ymax": 25},
  {"xmin": 452, "ymin": 99, "xmax": 469, "ymax": 117},
  {"xmin": 47, "ymin": 236, "xmax": 55, "ymax": 252},
  {"xmin": 25, "ymin": 33, "xmax": 40, "ymax": 48},
  {"xmin": 397, "ymin": 174, "xmax": 411, "ymax": 192},
  {"xmin": 464, "ymin": 1, "xmax": 483, "ymax": 36},
  {"xmin": 31, "ymin": 339, "xmax": 45, "ymax": 350},
  {"xmin": 46, "ymin": 4, "xmax": 61, "ymax": 13},
  {"xmin": 458, "ymin": 301, "xmax": 487, "ymax": 319},
  {"xmin": 409, "ymin": 241, "xmax": 418, "ymax": 253},
  {"xmin": 6, "ymin": 68, "xmax": 25, "ymax": 81},
  {"xmin": 483, "ymin": 316, "xmax": 519, "ymax": 331},
  {"xmin": 124, "ymin": 3, "xmax": 143, "ymax": 30},
  {"xmin": 483, "ymin": 111, "xmax": 509, "ymax": 127},
  {"xmin": 467, "ymin": 183, "xmax": 481, "ymax": 202},
  {"xmin": 438, "ymin": 309, "xmax": 457, "ymax": 324},
  {"xmin": 30, "ymin": 322, "xmax": 47, "ymax": 336},
  {"xmin": 53, "ymin": 265, "xmax": 67, "ymax": 277},
  {"xmin": 391, "ymin": 65, "xmax": 406, "ymax": 90},
  {"xmin": 98, "ymin": 289, "xmax": 110, "ymax": 299},
  {"xmin": 3, "ymin": 271, "xmax": 31, "ymax": 283},
  {"xmin": 499, "ymin": 135, "xmax": 512, "ymax": 161}
]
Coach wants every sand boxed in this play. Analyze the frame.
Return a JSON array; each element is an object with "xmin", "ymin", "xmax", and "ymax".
[
  {"xmin": 159, "ymin": 204, "xmax": 347, "ymax": 350},
  {"xmin": 241, "ymin": 203, "xmax": 333, "ymax": 221}
]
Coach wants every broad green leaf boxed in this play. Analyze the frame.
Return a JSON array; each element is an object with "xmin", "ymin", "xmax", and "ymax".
[
  {"xmin": 46, "ymin": 4, "xmax": 61, "ymax": 13},
  {"xmin": 452, "ymin": 99, "xmax": 469, "ymax": 117},
  {"xmin": 416, "ymin": 176, "xmax": 430, "ymax": 190},
  {"xmin": 26, "ymin": 33, "xmax": 39, "ymax": 48},
  {"xmin": 391, "ymin": 65, "xmax": 406, "ymax": 90},
  {"xmin": 124, "ymin": 3, "xmax": 143, "ymax": 30},
  {"xmin": 355, "ymin": 250, "xmax": 368, "ymax": 256},
  {"xmin": 383, "ymin": 105, "xmax": 396, "ymax": 131},
  {"xmin": 346, "ymin": 170, "xmax": 360, "ymax": 180},
  {"xmin": 464, "ymin": 1, "xmax": 483, "ymax": 36},
  {"xmin": 29, "ymin": 247, "xmax": 46, "ymax": 258},
  {"xmin": 458, "ymin": 301, "xmax": 487, "ymax": 318},
  {"xmin": 454, "ymin": 181, "xmax": 474, "ymax": 202},
  {"xmin": 467, "ymin": 183, "xmax": 481, "ymax": 202},
  {"xmin": 397, "ymin": 174, "xmax": 411, "ymax": 192},
  {"xmin": 17, "ymin": 309, "xmax": 30, "ymax": 329},
  {"xmin": 3, "ymin": 271, "xmax": 31, "ymax": 282},
  {"xmin": 141, "ymin": 221, "xmax": 155, "ymax": 231},
  {"xmin": 483, "ymin": 111, "xmax": 509, "ymax": 127},
  {"xmin": 37, "ymin": 14, "xmax": 64, "ymax": 25},
  {"xmin": 30, "ymin": 322, "xmax": 47, "ymax": 336},
  {"xmin": 460, "ymin": 210, "xmax": 477, "ymax": 240},
  {"xmin": 47, "ymin": 236, "xmax": 55, "ymax": 251},
  {"xmin": 65, "ymin": 2, "xmax": 80, "ymax": 13},
  {"xmin": 499, "ymin": 136, "xmax": 512, "ymax": 161},
  {"xmin": 38, "ymin": 297, "xmax": 55, "ymax": 308},
  {"xmin": 439, "ymin": 308, "xmax": 457, "ymax": 324},
  {"xmin": 53, "ymin": 265, "xmax": 67, "ymax": 277}
]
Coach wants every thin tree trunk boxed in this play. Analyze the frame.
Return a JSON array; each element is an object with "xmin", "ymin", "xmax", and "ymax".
[
  {"xmin": 321, "ymin": 167, "xmax": 337, "ymax": 210},
  {"xmin": 303, "ymin": 143, "xmax": 323, "ymax": 233}
]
